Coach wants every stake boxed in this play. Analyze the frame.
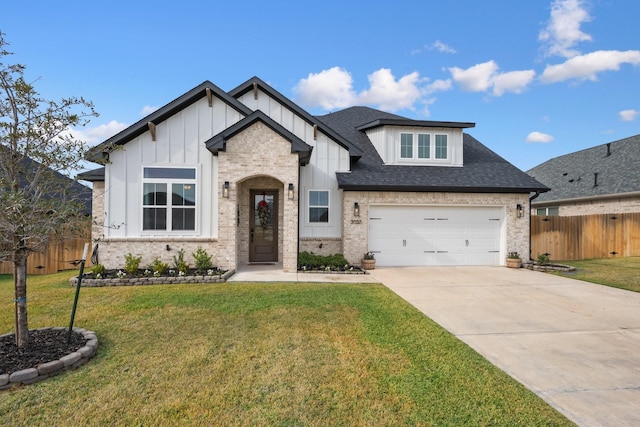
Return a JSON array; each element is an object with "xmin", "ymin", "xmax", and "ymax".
[{"xmin": 68, "ymin": 243, "xmax": 89, "ymax": 343}]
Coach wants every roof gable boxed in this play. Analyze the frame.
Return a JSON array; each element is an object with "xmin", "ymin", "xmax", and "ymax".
[
  {"xmin": 528, "ymin": 134, "xmax": 640, "ymax": 203},
  {"xmin": 86, "ymin": 81, "xmax": 252, "ymax": 164},
  {"xmin": 319, "ymin": 107, "xmax": 548, "ymax": 194},
  {"xmin": 205, "ymin": 111, "xmax": 313, "ymax": 166},
  {"xmin": 229, "ymin": 77, "xmax": 363, "ymax": 160}
]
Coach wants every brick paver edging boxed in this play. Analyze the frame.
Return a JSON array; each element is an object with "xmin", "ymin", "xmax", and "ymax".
[
  {"xmin": 69, "ymin": 270, "xmax": 235, "ymax": 287},
  {"xmin": 0, "ymin": 327, "xmax": 98, "ymax": 390}
]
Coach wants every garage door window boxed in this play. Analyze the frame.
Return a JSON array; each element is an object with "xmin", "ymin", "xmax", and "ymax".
[{"xmin": 309, "ymin": 190, "xmax": 329, "ymax": 223}]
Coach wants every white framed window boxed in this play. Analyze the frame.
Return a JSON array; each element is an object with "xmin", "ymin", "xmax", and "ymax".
[
  {"xmin": 435, "ymin": 134, "xmax": 448, "ymax": 159},
  {"xmin": 536, "ymin": 207, "xmax": 559, "ymax": 216},
  {"xmin": 142, "ymin": 167, "xmax": 196, "ymax": 231},
  {"xmin": 308, "ymin": 190, "xmax": 329, "ymax": 223},
  {"xmin": 399, "ymin": 132, "xmax": 448, "ymax": 161},
  {"xmin": 400, "ymin": 133, "xmax": 413, "ymax": 159}
]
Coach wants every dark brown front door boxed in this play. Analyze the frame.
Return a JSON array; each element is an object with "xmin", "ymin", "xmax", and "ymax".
[{"xmin": 250, "ymin": 190, "xmax": 278, "ymax": 263}]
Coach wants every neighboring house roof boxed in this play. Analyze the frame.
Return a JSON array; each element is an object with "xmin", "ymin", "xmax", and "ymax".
[
  {"xmin": 0, "ymin": 146, "xmax": 92, "ymax": 214},
  {"xmin": 205, "ymin": 110, "xmax": 313, "ymax": 165},
  {"xmin": 317, "ymin": 107, "xmax": 548, "ymax": 193},
  {"xmin": 527, "ymin": 134, "xmax": 640, "ymax": 204}
]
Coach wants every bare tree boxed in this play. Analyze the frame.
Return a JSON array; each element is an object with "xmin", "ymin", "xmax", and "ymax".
[{"xmin": 0, "ymin": 32, "xmax": 98, "ymax": 347}]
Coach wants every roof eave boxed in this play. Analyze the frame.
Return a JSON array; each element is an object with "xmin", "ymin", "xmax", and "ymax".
[
  {"xmin": 338, "ymin": 183, "xmax": 549, "ymax": 193},
  {"xmin": 357, "ymin": 119, "xmax": 476, "ymax": 131}
]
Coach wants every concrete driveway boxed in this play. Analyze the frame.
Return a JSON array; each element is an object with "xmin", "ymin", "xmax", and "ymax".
[{"xmin": 371, "ymin": 266, "xmax": 640, "ymax": 427}]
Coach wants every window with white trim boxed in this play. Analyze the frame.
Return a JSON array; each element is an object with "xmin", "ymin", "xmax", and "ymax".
[
  {"xmin": 142, "ymin": 167, "xmax": 196, "ymax": 231},
  {"xmin": 535, "ymin": 207, "xmax": 559, "ymax": 216},
  {"xmin": 308, "ymin": 190, "xmax": 329, "ymax": 223},
  {"xmin": 399, "ymin": 132, "xmax": 448, "ymax": 161}
]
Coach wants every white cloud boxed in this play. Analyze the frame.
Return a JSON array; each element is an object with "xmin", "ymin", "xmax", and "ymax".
[
  {"xmin": 449, "ymin": 61, "xmax": 535, "ymax": 95},
  {"xmin": 541, "ymin": 50, "xmax": 640, "ymax": 83},
  {"xmin": 358, "ymin": 69, "xmax": 422, "ymax": 111},
  {"xmin": 491, "ymin": 70, "xmax": 536, "ymax": 96},
  {"xmin": 425, "ymin": 79, "xmax": 453, "ymax": 94},
  {"xmin": 294, "ymin": 67, "xmax": 444, "ymax": 113},
  {"xmin": 526, "ymin": 131, "xmax": 554, "ymax": 143},
  {"xmin": 293, "ymin": 67, "xmax": 356, "ymax": 110},
  {"xmin": 411, "ymin": 40, "xmax": 457, "ymax": 55},
  {"xmin": 64, "ymin": 120, "xmax": 128, "ymax": 146},
  {"xmin": 449, "ymin": 61, "xmax": 499, "ymax": 92},
  {"xmin": 430, "ymin": 40, "xmax": 457, "ymax": 54},
  {"xmin": 619, "ymin": 109, "xmax": 639, "ymax": 121},
  {"xmin": 140, "ymin": 105, "xmax": 160, "ymax": 116},
  {"xmin": 539, "ymin": 0, "xmax": 592, "ymax": 58}
]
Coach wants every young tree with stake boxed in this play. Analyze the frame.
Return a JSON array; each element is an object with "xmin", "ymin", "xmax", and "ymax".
[{"xmin": 0, "ymin": 32, "xmax": 98, "ymax": 347}]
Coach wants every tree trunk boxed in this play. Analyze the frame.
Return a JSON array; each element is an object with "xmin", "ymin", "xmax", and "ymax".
[{"xmin": 14, "ymin": 248, "xmax": 29, "ymax": 348}]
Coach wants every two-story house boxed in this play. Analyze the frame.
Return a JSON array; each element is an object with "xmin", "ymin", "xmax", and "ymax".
[{"xmin": 79, "ymin": 77, "xmax": 548, "ymax": 272}]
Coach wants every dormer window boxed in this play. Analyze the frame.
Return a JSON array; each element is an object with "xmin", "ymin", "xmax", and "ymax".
[{"xmin": 400, "ymin": 132, "xmax": 448, "ymax": 161}]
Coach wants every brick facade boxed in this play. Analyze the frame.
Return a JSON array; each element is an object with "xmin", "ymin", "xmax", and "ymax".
[
  {"xmin": 217, "ymin": 121, "xmax": 299, "ymax": 272},
  {"xmin": 534, "ymin": 196, "xmax": 640, "ymax": 216},
  {"xmin": 342, "ymin": 191, "xmax": 531, "ymax": 265}
]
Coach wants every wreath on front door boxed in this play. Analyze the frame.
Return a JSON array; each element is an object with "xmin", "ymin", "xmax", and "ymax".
[{"xmin": 257, "ymin": 199, "xmax": 271, "ymax": 230}]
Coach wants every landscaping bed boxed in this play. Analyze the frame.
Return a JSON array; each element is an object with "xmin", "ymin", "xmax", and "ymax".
[
  {"xmin": 72, "ymin": 268, "xmax": 233, "ymax": 287},
  {"xmin": 0, "ymin": 327, "xmax": 98, "ymax": 389}
]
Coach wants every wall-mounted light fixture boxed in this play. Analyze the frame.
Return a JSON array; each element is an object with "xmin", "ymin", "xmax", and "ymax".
[
  {"xmin": 354, "ymin": 202, "xmax": 360, "ymax": 217},
  {"xmin": 288, "ymin": 183, "xmax": 294, "ymax": 200},
  {"xmin": 223, "ymin": 181, "xmax": 229, "ymax": 198},
  {"xmin": 516, "ymin": 203, "xmax": 523, "ymax": 218}
]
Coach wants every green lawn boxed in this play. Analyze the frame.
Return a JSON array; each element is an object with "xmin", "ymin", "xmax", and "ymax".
[
  {"xmin": 0, "ymin": 272, "xmax": 573, "ymax": 426},
  {"xmin": 552, "ymin": 257, "xmax": 640, "ymax": 292}
]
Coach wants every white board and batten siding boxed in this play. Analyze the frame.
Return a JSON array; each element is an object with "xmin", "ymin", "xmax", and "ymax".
[
  {"xmin": 104, "ymin": 96, "xmax": 244, "ymax": 239},
  {"xmin": 368, "ymin": 205, "xmax": 504, "ymax": 266},
  {"xmin": 238, "ymin": 89, "xmax": 350, "ymax": 239}
]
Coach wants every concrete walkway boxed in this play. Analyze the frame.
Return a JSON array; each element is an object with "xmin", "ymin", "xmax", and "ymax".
[
  {"xmin": 371, "ymin": 266, "xmax": 640, "ymax": 427},
  {"xmin": 227, "ymin": 263, "xmax": 379, "ymax": 283}
]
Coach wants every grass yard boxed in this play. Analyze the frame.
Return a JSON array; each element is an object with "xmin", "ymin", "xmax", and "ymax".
[
  {"xmin": 0, "ymin": 272, "xmax": 572, "ymax": 426},
  {"xmin": 552, "ymin": 257, "xmax": 640, "ymax": 292}
]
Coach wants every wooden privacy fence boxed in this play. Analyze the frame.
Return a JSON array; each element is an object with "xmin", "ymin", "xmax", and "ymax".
[
  {"xmin": 0, "ymin": 238, "xmax": 92, "ymax": 275},
  {"xmin": 531, "ymin": 213, "xmax": 640, "ymax": 261}
]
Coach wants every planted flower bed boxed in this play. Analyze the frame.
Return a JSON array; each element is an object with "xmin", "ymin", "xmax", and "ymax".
[
  {"xmin": 297, "ymin": 252, "xmax": 365, "ymax": 274},
  {"xmin": 70, "ymin": 247, "xmax": 232, "ymax": 286}
]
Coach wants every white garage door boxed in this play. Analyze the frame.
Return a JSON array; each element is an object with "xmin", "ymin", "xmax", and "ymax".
[{"xmin": 368, "ymin": 206, "xmax": 503, "ymax": 266}]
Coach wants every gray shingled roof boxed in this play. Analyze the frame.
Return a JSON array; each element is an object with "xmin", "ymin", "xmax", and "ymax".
[
  {"xmin": 317, "ymin": 107, "xmax": 549, "ymax": 193},
  {"xmin": 527, "ymin": 134, "xmax": 640, "ymax": 203}
]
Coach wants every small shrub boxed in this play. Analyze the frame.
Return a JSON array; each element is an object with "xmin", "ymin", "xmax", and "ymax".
[
  {"xmin": 172, "ymin": 249, "xmax": 190, "ymax": 274},
  {"xmin": 124, "ymin": 253, "xmax": 142, "ymax": 275},
  {"xmin": 193, "ymin": 247, "xmax": 213, "ymax": 271},
  {"xmin": 508, "ymin": 251, "xmax": 521, "ymax": 259},
  {"xmin": 363, "ymin": 251, "xmax": 375, "ymax": 260},
  {"xmin": 91, "ymin": 263, "xmax": 106, "ymax": 277},
  {"xmin": 298, "ymin": 252, "xmax": 350, "ymax": 270},
  {"xmin": 537, "ymin": 253, "xmax": 550, "ymax": 265},
  {"xmin": 149, "ymin": 258, "xmax": 169, "ymax": 276}
]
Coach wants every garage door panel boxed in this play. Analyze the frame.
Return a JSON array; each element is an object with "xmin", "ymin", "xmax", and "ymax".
[{"xmin": 369, "ymin": 205, "xmax": 503, "ymax": 267}]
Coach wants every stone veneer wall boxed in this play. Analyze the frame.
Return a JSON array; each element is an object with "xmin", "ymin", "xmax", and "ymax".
[
  {"xmin": 91, "ymin": 181, "xmax": 106, "ymax": 241},
  {"xmin": 342, "ymin": 191, "xmax": 531, "ymax": 265},
  {"xmin": 299, "ymin": 238, "xmax": 343, "ymax": 256},
  {"xmin": 96, "ymin": 238, "xmax": 218, "ymax": 270},
  {"xmin": 554, "ymin": 196, "xmax": 640, "ymax": 216},
  {"xmin": 217, "ymin": 121, "xmax": 299, "ymax": 272}
]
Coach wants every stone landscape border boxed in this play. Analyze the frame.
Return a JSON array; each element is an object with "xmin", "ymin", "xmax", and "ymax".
[
  {"xmin": 0, "ymin": 327, "xmax": 98, "ymax": 390},
  {"xmin": 69, "ymin": 269, "xmax": 235, "ymax": 287}
]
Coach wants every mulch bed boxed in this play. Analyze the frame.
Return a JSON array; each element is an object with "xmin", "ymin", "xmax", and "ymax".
[{"xmin": 0, "ymin": 329, "xmax": 86, "ymax": 375}]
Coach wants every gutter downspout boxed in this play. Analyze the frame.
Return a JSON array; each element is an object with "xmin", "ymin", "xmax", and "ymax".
[{"xmin": 528, "ymin": 191, "xmax": 541, "ymax": 262}]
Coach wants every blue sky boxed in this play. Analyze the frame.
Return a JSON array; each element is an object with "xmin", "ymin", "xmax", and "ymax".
[{"xmin": 2, "ymin": 0, "xmax": 639, "ymax": 171}]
